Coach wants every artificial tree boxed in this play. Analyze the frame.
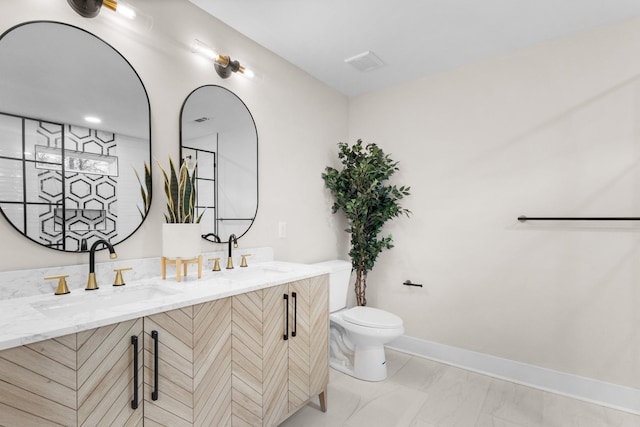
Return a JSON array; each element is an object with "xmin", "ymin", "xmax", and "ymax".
[{"xmin": 322, "ymin": 140, "xmax": 411, "ymax": 306}]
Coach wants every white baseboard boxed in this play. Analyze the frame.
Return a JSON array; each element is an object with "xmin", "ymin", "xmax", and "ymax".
[{"xmin": 387, "ymin": 335, "xmax": 640, "ymax": 415}]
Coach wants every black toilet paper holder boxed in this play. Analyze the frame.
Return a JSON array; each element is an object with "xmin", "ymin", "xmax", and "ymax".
[{"xmin": 403, "ymin": 280, "xmax": 423, "ymax": 287}]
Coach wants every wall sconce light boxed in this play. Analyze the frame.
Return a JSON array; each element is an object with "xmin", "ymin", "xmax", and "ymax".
[
  {"xmin": 67, "ymin": 0, "xmax": 153, "ymax": 29},
  {"xmin": 192, "ymin": 39, "xmax": 254, "ymax": 79}
]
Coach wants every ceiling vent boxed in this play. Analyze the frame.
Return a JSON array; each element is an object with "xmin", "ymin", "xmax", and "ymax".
[{"xmin": 344, "ymin": 51, "xmax": 384, "ymax": 72}]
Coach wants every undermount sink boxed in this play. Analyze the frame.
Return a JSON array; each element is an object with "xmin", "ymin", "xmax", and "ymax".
[
  {"xmin": 32, "ymin": 286, "xmax": 180, "ymax": 317},
  {"xmin": 218, "ymin": 264, "xmax": 293, "ymax": 282},
  {"xmin": 30, "ymin": 263, "xmax": 300, "ymax": 318}
]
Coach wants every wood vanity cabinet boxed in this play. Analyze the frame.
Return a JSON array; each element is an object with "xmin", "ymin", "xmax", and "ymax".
[
  {"xmin": 142, "ymin": 274, "xmax": 329, "ymax": 427},
  {"xmin": 0, "ymin": 318, "xmax": 144, "ymax": 427},
  {"xmin": 76, "ymin": 318, "xmax": 144, "ymax": 426},
  {"xmin": 0, "ymin": 274, "xmax": 328, "ymax": 427},
  {"xmin": 288, "ymin": 275, "xmax": 330, "ymax": 415},
  {"xmin": 143, "ymin": 297, "xmax": 232, "ymax": 426},
  {"xmin": 0, "ymin": 331, "xmax": 81, "ymax": 426},
  {"xmin": 232, "ymin": 275, "xmax": 329, "ymax": 427},
  {"xmin": 0, "ymin": 302, "xmax": 231, "ymax": 427}
]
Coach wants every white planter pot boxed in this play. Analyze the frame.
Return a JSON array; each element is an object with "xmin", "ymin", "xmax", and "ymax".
[{"xmin": 162, "ymin": 223, "xmax": 202, "ymax": 259}]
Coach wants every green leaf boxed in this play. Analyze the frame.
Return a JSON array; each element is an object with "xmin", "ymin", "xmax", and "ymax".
[
  {"xmin": 322, "ymin": 139, "xmax": 412, "ymax": 305},
  {"xmin": 157, "ymin": 156, "xmax": 199, "ymax": 223},
  {"xmin": 134, "ymin": 162, "xmax": 152, "ymax": 220}
]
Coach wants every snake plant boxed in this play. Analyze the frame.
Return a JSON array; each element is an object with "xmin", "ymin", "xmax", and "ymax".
[
  {"xmin": 134, "ymin": 162, "xmax": 152, "ymax": 220},
  {"xmin": 157, "ymin": 157, "xmax": 203, "ymax": 223}
]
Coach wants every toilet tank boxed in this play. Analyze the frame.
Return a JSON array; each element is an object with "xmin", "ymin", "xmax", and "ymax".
[{"xmin": 312, "ymin": 260, "xmax": 352, "ymax": 312}]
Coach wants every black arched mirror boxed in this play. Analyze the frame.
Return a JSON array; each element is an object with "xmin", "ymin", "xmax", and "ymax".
[
  {"xmin": 0, "ymin": 21, "xmax": 151, "ymax": 252},
  {"xmin": 180, "ymin": 85, "xmax": 258, "ymax": 243}
]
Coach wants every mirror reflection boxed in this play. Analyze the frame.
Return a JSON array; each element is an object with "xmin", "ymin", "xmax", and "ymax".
[
  {"xmin": 0, "ymin": 21, "xmax": 151, "ymax": 252},
  {"xmin": 180, "ymin": 85, "xmax": 258, "ymax": 243}
]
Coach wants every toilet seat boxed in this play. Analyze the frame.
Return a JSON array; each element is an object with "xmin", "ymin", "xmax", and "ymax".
[{"xmin": 342, "ymin": 306, "xmax": 403, "ymax": 329}]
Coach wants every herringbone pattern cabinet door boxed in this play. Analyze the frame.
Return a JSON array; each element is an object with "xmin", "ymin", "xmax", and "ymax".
[
  {"xmin": 231, "ymin": 289, "xmax": 265, "ymax": 426},
  {"xmin": 287, "ymin": 275, "xmax": 329, "ymax": 413},
  {"xmin": 77, "ymin": 318, "xmax": 144, "ymax": 427},
  {"xmin": 288, "ymin": 279, "xmax": 311, "ymax": 412},
  {"xmin": 144, "ymin": 305, "xmax": 195, "ymax": 426},
  {"xmin": 0, "ymin": 334, "xmax": 78, "ymax": 426},
  {"xmin": 193, "ymin": 298, "xmax": 232, "ymax": 427},
  {"xmin": 308, "ymin": 275, "xmax": 329, "ymax": 397},
  {"xmin": 141, "ymin": 298, "xmax": 234, "ymax": 427},
  {"xmin": 262, "ymin": 284, "xmax": 289, "ymax": 426}
]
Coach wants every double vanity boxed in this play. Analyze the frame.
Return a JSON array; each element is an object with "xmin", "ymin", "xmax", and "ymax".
[
  {"xmin": 0, "ymin": 252, "xmax": 330, "ymax": 427},
  {"xmin": 0, "ymin": 16, "xmax": 312, "ymax": 427}
]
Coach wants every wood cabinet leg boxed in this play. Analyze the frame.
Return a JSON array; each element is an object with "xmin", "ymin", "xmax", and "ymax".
[{"xmin": 319, "ymin": 390, "xmax": 327, "ymax": 412}]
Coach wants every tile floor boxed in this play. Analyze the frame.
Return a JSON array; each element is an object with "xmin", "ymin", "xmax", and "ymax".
[{"xmin": 279, "ymin": 349, "xmax": 640, "ymax": 427}]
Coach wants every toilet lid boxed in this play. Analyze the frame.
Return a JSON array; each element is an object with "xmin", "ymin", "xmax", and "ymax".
[{"xmin": 342, "ymin": 306, "xmax": 403, "ymax": 329}]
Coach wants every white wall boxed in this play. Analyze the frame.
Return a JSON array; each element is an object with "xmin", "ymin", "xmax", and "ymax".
[
  {"xmin": 3, "ymin": 0, "xmax": 636, "ymax": 395},
  {"xmin": 117, "ymin": 133, "xmax": 149, "ymax": 238},
  {"xmin": 0, "ymin": 0, "xmax": 349, "ymax": 269},
  {"xmin": 349, "ymin": 17, "xmax": 640, "ymax": 388}
]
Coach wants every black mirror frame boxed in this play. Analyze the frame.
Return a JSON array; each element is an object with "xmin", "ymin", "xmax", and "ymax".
[
  {"xmin": 0, "ymin": 21, "xmax": 152, "ymax": 252},
  {"xmin": 179, "ymin": 84, "xmax": 258, "ymax": 244}
]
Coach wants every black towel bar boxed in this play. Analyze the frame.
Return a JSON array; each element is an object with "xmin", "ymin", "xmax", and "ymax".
[{"xmin": 518, "ymin": 216, "xmax": 640, "ymax": 222}]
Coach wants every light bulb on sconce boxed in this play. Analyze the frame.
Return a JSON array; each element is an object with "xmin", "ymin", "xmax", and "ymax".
[
  {"xmin": 242, "ymin": 68, "xmax": 255, "ymax": 79},
  {"xmin": 67, "ymin": 0, "xmax": 153, "ymax": 29},
  {"xmin": 109, "ymin": 0, "xmax": 136, "ymax": 19},
  {"xmin": 191, "ymin": 39, "xmax": 254, "ymax": 80},
  {"xmin": 192, "ymin": 39, "xmax": 218, "ymax": 61}
]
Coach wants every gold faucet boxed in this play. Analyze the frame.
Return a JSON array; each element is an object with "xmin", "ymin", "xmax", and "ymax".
[
  {"xmin": 209, "ymin": 257, "xmax": 221, "ymax": 271},
  {"xmin": 240, "ymin": 254, "xmax": 251, "ymax": 267},
  {"xmin": 113, "ymin": 267, "xmax": 132, "ymax": 286},
  {"xmin": 226, "ymin": 234, "xmax": 238, "ymax": 269},
  {"xmin": 86, "ymin": 239, "xmax": 117, "ymax": 290},
  {"xmin": 45, "ymin": 274, "xmax": 70, "ymax": 295}
]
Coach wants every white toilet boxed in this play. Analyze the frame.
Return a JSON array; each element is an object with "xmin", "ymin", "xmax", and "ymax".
[{"xmin": 314, "ymin": 260, "xmax": 404, "ymax": 382}]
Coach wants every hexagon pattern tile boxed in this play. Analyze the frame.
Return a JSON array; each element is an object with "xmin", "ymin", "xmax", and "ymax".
[{"xmin": 37, "ymin": 122, "xmax": 118, "ymax": 251}]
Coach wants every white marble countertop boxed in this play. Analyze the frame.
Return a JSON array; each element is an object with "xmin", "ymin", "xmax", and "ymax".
[{"xmin": 0, "ymin": 261, "xmax": 329, "ymax": 351}]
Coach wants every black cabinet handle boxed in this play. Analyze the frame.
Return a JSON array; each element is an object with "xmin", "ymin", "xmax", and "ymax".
[
  {"xmin": 131, "ymin": 335, "xmax": 139, "ymax": 409},
  {"xmin": 152, "ymin": 330, "xmax": 159, "ymax": 401},
  {"xmin": 291, "ymin": 292, "xmax": 297, "ymax": 337},
  {"xmin": 283, "ymin": 294, "xmax": 289, "ymax": 341}
]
